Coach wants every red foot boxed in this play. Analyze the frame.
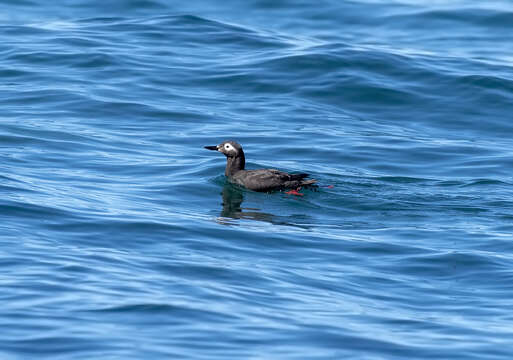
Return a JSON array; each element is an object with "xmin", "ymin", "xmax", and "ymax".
[
  {"xmin": 285, "ymin": 187, "xmax": 304, "ymax": 196},
  {"xmin": 326, "ymin": 185, "xmax": 334, "ymax": 189}
]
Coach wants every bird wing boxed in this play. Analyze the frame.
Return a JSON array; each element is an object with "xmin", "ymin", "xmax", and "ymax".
[{"xmin": 232, "ymin": 169, "xmax": 307, "ymax": 191}]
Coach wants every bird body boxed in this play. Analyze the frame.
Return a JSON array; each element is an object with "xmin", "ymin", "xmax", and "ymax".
[{"xmin": 205, "ymin": 140, "xmax": 316, "ymax": 192}]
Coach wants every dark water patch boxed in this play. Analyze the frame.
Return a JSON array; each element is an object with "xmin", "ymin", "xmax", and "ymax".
[
  {"xmin": 0, "ymin": 68, "xmax": 35, "ymax": 79},
  {"xmin": 461, "ymin": 179, "xmax": 510, "ymax": 187},
  {"xmin": 460, "ymin": 74, "xmax": 513, "ymax": 94},
  {"xmin": 3, "ymin": 50, "xmax": 120, "ymax": 73},
  {"xmin": 386, "ymin": 7, "xmax": 513, "ymax": 31},
  {"xmin": 375, "ymin": 176, "xmax": 430, "ymax": 184},
  {"xmin": 90, "ymin": 302, "xmax": 239, "ymax": 322},
  {"xmin": 395, "ymin": 251, "xmax": 508, "ymax": 279},
  {"xmin": 2, "ymin": 200, "xmax": 74, "ymax": 219},
  {"xmin": 435, "ymin": 180, "xmax": 465, "ymax": 187}
]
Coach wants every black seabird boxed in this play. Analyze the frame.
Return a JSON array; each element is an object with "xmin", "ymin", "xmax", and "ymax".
[{"xmin": 205, "ymin": 140, "xmax": 316, "ymax": 192}]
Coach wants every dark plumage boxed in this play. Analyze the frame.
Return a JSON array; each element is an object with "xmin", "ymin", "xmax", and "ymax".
[{"xmin": 204, "ymin": 140, "xmax": 316, "ymax": 192}]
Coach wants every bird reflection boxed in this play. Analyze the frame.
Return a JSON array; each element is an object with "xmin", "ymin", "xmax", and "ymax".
[
  {"xmin": 216, "ymin": 184, "xmax": 312, "ymax": 228},
  {"xmin": 218, "ymin": 184, "xmax": 274, "ymax": 223}
]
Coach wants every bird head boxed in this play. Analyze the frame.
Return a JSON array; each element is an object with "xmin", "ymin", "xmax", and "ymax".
[{"xmin": 204, "ymin": 140, "xmax": 242, "ymax": 158}]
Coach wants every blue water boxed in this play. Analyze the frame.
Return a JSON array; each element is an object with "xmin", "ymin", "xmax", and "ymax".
[{"xmin": 2, "ymin": 1, "xmax": 513, "ymax": 358}]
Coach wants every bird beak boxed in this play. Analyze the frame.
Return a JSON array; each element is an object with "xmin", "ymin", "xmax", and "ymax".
[{"xmin": 204, "ymin": 145, "xmax": 219, "ymax": 151}]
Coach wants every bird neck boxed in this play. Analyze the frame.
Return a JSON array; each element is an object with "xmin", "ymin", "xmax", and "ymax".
[{"xmin": 225, "ymin": 151, "xmax": 245, "ymax": 177}]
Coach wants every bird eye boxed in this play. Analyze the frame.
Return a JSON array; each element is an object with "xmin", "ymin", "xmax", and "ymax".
[{"xmin": 225, "ymin": 144, "xmax": 231, "ymax": 150}]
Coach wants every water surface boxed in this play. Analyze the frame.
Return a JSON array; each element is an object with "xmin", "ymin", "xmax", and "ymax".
[{"xmin": 2, "ymin": 1, "xmax": 513, "ymax": 359}]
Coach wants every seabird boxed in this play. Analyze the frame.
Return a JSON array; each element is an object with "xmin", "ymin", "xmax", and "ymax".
[{"xmin": 205, "ymin": 140, "xmax": 316, "ymax": 192}]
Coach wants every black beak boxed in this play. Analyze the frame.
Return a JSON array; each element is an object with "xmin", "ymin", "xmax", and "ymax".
[{"xmin": 204, "ymin": 145, "xmax": 218, "ymax": 151}]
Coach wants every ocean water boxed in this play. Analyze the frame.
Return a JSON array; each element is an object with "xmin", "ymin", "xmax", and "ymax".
[{"xmin": 2, "ymin": 0, "xmax": 513, "ymax": 358}]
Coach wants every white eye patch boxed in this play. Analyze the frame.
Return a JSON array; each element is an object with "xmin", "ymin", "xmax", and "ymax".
[{"xmin": 224, "ymin": 143, "xmax": 234, "ymax": 151}]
